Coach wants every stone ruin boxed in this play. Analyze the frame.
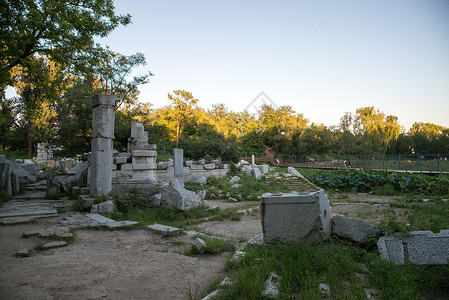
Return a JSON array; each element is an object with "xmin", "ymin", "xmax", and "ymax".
[{"xmin": 111, "ymin": 122, "xmax": 157, "ymax": 183}]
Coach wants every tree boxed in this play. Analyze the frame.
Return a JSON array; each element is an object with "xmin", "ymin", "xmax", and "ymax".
[
  {"xmin": 10, "ymin": 55, "xmax": 67, "ymax": 156},
  {"xmin": 56, "ymin": 79, "xmax": 95, "ymax": 156},
  {"xmin": 94, "ymin": 49, "xmax": 153, "ymax": 108},
  {"xmin": 355, "ymin": 107, "xmax": 401, "ymax": 153},
  {"xmin": 167, "ymin": 90, "xmax": 198, "ymax": 147},
  {"xmin": 1, "ymin": 0, "xmax": 131, "ymax": 88},
  {"xmin": 0, "ymin": 97, "xmax": 15, "ymax": 151}
]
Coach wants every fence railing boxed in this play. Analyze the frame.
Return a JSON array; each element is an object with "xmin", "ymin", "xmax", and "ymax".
[{"xmin": 240, "ymin": 153, "xmax": 449, "ymax": 173}]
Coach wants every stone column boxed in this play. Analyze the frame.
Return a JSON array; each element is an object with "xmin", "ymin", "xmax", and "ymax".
[
  {"xmin": 90, "ymin": 94, "xmax": 119, "ymax": 197},
  {"xmin": 173, "ymin": 148, "xmax": 184, "ymax": 178}
]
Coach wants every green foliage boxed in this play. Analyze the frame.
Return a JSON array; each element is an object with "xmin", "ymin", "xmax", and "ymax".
[
  {"xmin": 0, "ymin": 194, "xmax": 11, "ymax": 207},
  {"xmin": 378, "ymin": 209, "xmax": 409, "ymax": 234},
  {"xmin": 301, "ymin": 168, "xmax": 449, "ymax": 195},
  {"xmin": 216, "ymin": 239, "xmax": 449, "ymax": 299},
  {"xmin": 71, "ymin": 200, "xmax": 90, "ymax": 212},
  {"xmin": 117, "ymin": 205, "xmax": 216, "ymax": 229},
  {"xmin": 179, "ymin": 129, "xmax": 240, "ymax": 163},
  {"xmin": 368, "ymin": 258, "xmax": 449, "ymax": 299},
  {"xmin": 1, "ymin": 0, "xmax": 131, "ymax": 88},
  {"xmin": 372, "ymin": 183, "xmax": 397, "ymax": 196}
]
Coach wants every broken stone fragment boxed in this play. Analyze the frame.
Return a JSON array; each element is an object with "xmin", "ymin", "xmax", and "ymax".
[
  {"xmin": 332, "ymin": 215, "xmax": 380, "ymax": 243},
  {"xmin": 16, "ymin": 248, "xmax": 29, "ymax": 257},
  {"xmin": 263, "ymin": 272, "xmax": 280, "ymax": 298},
  {"xmin": 42, "ymin": 241, "xmax": 68, "ymax": 250},
  {"xmin": 192, "ymin": 237, "xmax": 206, "ymax": 252}
]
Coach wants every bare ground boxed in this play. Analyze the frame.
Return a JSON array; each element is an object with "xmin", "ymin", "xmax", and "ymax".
[{"xmin": 0, "ymin": 195, "xmax": 400, "ymax": 300}]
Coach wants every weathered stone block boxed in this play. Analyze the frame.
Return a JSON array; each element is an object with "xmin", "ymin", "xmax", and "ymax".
[
  {"xmin": 288, "ymin": 167, "xmax": 304, "ymax": 178},
  {"xmin": 91, "ymin": 94, "xmax": 118, "ymax": 139},
  {"xmin": 121, "ymin": 163, "xmax": 133, "ymax": 171},
  {"xmin": 190, "ymin": 164, "xmax": 204, "ymax": 170},
  {"xmin": 114, "ymin": 156, "xmax": 128, "ymax": 164},
  {"xmin": 147, "ymin": 224, "xmax": 181, "ymax": 236},
  {"xmin": 333, "ymin": 215, "xmax": 380, "ymax": 243},
  {"xmin": 90, "ymin": 137, "xmax": 113, "ymax": 197},
  {"xmin": 252, "ymin": 167, "xmax": 262, "ymax": 180},
  {"xmin": 132, "ymin": 150, "xmax": 157, "ymax": 157},
  {"xmin": 230, "ymin": 176, "xmax": 240, "ymax": 183},
  {"xmin": 67, "ymin": 161, "xmax": 89, "ymax": 176},
  {"xmin": 193, "ymin": 237, "xmax": 206, "ymax": 252},
  {"xmin": 90, "ymin": 200, "xmax": 115, "ymax": 214},
  {"xmin": 253, "ymin": 164, "xmax": 269, "ymax": 174},
  {"xmin": 377, "ymin": 230, "xmax": 449, "ymax": 265},
  {"xmin": 161, "ymin": 181, "xmax": 201, "ymax": 210},
  {"xmin": 261, "ymin": 190, "xmax": 333, "ymax": 243},
  {"xmin": 203, "ymin": 163, "xmax": 215, "ymax": 170}
]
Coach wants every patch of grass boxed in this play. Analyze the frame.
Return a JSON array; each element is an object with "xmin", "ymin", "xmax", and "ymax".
[
  {"xmin": 112, "ymin": 186, "xmax": 160, "ymax": 213},
  {"xmin": 218, "ymin": 241, "xmax": 366, "ymax": 299},
  {"xmin": 115, "ymin": 205, "xmax": 218, "ymax": 228},
  {"xmin": 0, "ymin": 193, "xmax": 11, "ymax": 207},
  {"xmin": 94, "ymin": 194, "xmax": 108, "ymax": 204},
  {"xmin": 372, "ymin": 183, "xmax": 397, "ymax": 196},
  {"xmin": 378, "ymin": 209, "xmax": 410, "ymax": 234},
  {"xmin": 183, "ymin": 181, "xmax": 204, "ymax": 192},
  {"xmin": 388, "ymin": 196, "xmax": 449, "ymax": 233},
  {"xmin": 368, "ymin": 257, "xmax": 449, "ymax": 299},
  {"xmin": 214, "ymin": 239, "xmax": 448, "ymax": 299},
  {"xmin": 71, "ymin": 199, "xmax": 90, "ymax": 212}
]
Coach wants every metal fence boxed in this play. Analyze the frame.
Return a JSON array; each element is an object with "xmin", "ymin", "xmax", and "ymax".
[{"xmin": 241, "ymin": 153, "xmax": 449, "ymax": 173}]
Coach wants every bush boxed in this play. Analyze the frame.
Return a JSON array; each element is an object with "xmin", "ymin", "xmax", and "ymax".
[{"xmin": 112, "ymin": 187, "xmax": 158, "ymax": 213}]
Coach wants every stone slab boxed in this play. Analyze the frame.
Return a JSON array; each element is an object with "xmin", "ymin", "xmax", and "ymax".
[
  {"xmin": 132, "ymin": 150, "xmax": 157, "ymax": 157},
  {"xmin": 42, "ymin": 241, "xmax": 68, "ymax": 250},
  {"xmin": 105, "ymin": 220, "xmax": 138, "ymax": 228},
  {"xmin": 85, "ymin": 213, "xmax": 115, "ymax": 224},
  {"xmin": 17, "ymin": 248, "xmax": 29, "ymax": 257},
  {"xmin": 132, "ymin": 163, "xmax": 156, "ymax": 170},
  {"xmin": 147, "ymin": 224, "xmax": 182, "ymax": 236},
  {"xmin": 0, "ymin": 209, "xmax": 58, "ymax": 218},
  {"xmin": 377, "ymin": 230, "xmax": 449, "ymax": 265}
]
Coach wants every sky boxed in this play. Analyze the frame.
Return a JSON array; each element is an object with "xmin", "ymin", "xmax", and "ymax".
[{"xmin": 97, "ymin": 0, "xmax": 449, "ymax": 130}]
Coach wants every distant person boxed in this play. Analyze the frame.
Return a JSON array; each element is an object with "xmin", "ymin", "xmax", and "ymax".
[
  {"xmin": 276, "ymin": 158, "xmax": 280, "ymax": 166},
  {"xmin": 347, "ymin": 160, "xmax": 351, "ymax": 168},
  {"xmin": 344, "ymin": 160, "xmax": 347, "ymax": 169}
]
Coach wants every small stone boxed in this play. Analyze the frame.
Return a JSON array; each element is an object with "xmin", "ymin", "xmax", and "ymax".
[
  {"xmin": 42, "ymin": 241, "xmax": 68, "ymax": 250},
  {"xmin": 263, "ymin": 272, "xmax": 280, "ymax": 298},
  {"xmin": 17, "ymin": 248, "xmax": 29, "ymax": 257},
  {"xmin": 227, "ymin": 197, "xmax": 238, "ymax": 202},
  {"xmin": 318, "ymin": 283, "xmax": 330, "ymax": 296},
  {"xmin": 192, "ymin": 237, "xmax": 206, "ymax": 252},
  {"xmin": 231, "ymin": 250, "xmax": 246, "ymax": 262}
]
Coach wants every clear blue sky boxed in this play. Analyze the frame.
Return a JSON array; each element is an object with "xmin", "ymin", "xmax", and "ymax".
[{"xmin": 98, "ymin": 0, "xmax": 449, "ymax": 130}]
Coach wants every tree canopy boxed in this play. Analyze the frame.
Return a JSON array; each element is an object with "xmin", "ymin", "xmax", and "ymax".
[{"xmin": 0, "ymin": 0, "xmax": 131, "ymax": 88}]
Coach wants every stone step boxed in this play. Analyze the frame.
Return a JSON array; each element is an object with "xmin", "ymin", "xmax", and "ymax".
[{"xmin": 12, "ymin": 191, "xmax": 47, "ymax": 200}]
